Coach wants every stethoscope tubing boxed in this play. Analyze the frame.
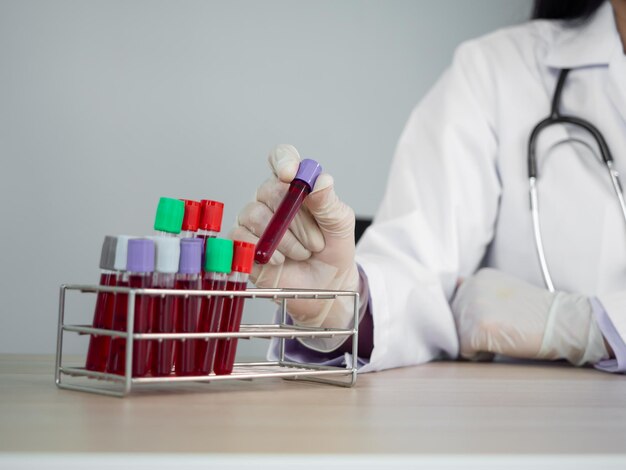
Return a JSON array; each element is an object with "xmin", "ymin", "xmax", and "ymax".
[{"xmin": 527, "ymin": 68, "xmax": 626, "ymax": 292}]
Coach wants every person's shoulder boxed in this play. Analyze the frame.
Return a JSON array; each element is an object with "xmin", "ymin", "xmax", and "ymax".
[{"xmin": 452, "ymin": 19, "xmax": 563, "ymax": 73}]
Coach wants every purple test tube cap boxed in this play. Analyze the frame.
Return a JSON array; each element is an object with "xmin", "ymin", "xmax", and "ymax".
[
  {"xmin": 294, "ymin": 159, "xmax": 322, "ymax": 189},
  {"xmin": 179, "ymin": 238, "xmax": 203, "ymax": 274},
  {"xmin": 127, "ymin": 238, "xmax": 155, "ymax": 273}
]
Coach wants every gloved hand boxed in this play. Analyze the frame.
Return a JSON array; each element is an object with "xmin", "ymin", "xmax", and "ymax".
[
  {"xmin": 230, "ymin": 144, "xmax": 360, "ymax": 330},
  {"xmin": 451, "ymin": 268, "xmax": 608, "ymax": 365}
]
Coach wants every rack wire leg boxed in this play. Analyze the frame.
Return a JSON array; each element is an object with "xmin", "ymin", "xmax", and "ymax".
[{"xmin": 54, "ymin": 285, "xmax": 67, "ymax": 387}]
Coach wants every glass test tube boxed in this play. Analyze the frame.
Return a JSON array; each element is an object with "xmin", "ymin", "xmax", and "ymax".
[
  {"xmin": 254, "ymin": 159, "xmax": 322, "ymax": 264},
  {"xmin": 150, "ymin": 236, "xmax": 180, "ymax": 376},
  {"xmin": 107, "ymin": 238, "xmax": 155, "ymax": 377},
  {"xmin": 104, "ymin": 235, "xmax": 133, "ymax": 374},
  {"xmin": 147, "ymin": 197, "xmax": 183, "ymax": 374},
  {"xmin": 85, "ymin": 236, "xmax": 118, "ymax": 372},
  {"xmin": 173, "ymin": 238, "xmax": 203, "ymax": 376},
  {"xmin": 213, "ymin": 240, "xmax": 255, "ymax": 376},
  {"xmin": 196, "ymin": 199, "xmax": 224, "ymax": 273},
  {"xmin": 195, "ymin": 237, "xmax": 233, "ymax": 375}
]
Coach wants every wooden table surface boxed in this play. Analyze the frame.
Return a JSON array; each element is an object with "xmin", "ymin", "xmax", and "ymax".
[{"xmin": 2, "ymin": 354, "xmax": 626, "ymax": 468}]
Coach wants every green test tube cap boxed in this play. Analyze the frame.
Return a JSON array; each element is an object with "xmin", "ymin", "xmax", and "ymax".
[
  {"xmin": 154, "ymin": 197, "xmax": 185, "ymax": 234},
  {"xmin": 204, "ymin": 237, "xmax": 234, "ymax": 273}
]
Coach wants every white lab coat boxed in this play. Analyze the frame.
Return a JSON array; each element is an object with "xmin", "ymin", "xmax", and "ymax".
[{"xmin": 356, "ymin": 1, "xmax": 626, "ymax": 373}]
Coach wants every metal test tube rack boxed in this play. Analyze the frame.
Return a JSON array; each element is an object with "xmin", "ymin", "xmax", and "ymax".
[{"xmin": 55, "ymin": 285, "xmax": 359, "ymax": 397}]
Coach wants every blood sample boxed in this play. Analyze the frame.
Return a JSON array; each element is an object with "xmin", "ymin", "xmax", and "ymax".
[
  {"xmin": 85, "ymin": 236, "xmax": 118, "ymax": 372},
  {"xmin": 104, "ymin": 235, "xmax": 133, "ymax": 373},
  {"xmin": 150, "ymin": 236, "xmax": 180, "ymax": 376},
  {"xmin": 107, "ymin": 238, "xmax": 155, "ymax": 377},
  {"xmin": 154, "ymin": 197, "xmax": 185, "ymax": 237},
  {"xmin": 195, "ymin": 237, "xmax": 233, "ymax": 375},
  {"xmin": 213, "ymin": 240, "xmax": 255, "ymax": 375},
  {"xmin": 180, "ymin": 199, "xmax": 201, "ymax": 238},
  {"xmin": 254, "ymin": 159, "xmax": 322, "ymax": 264},
  {"xmin": 173, "ymin": 238, "xmax": 203, "ymax": 376}
]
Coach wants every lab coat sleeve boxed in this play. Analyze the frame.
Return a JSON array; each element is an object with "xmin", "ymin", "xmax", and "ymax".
[
  {"xmin": 356, "ymin": 40, "xmax": 501, "ymax": 373},
  {"xmin": 591, "ymin": 295, "xmax": 626, "ymax": 372},
  {"xmin": 266, "ymin": 266, "xmax": 373, "ymax": 368}
]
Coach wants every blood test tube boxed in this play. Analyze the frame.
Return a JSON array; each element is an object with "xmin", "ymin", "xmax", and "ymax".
[
  {"xmin": 150, "ymin": 236, "xmax": 180, "ymax": 376},
  {"xmin": 107, "ymin": 238, "xmax": 155, "ymax": 377},
  {"xmin": 195, "ymin": 237, "xmax": 233, "ymax": 375},
  {"xmin": 180, "ymin": 199, "xmax": 201, "ymax": 238},
  {"xmin": 213, "ymin": 240, "xmax": 255, "ymax": 376},
  {"xmin": 173, "ymin": 238, "xmax": 203, "ymax": 376},
  {"xmin": 85, "ymin": 236, "xmax": 118, "ymax": 372},
  {"xmin": 154, "ymin": 197, "xmax": 185, "ymax": 237},
  {"xmin": 104, "ymin": 235, "xmax": 133, "ymax": 373},
  {"xmin": 254, "ymin": 159, "xmax": 322, "ymax": 264}
]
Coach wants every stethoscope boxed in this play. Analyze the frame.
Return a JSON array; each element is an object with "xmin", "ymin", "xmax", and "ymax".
[{"xmin": 528, "ymin": 68, "xmax": 626, "ymax": 292}]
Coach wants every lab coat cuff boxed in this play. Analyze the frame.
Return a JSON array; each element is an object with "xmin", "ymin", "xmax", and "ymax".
[
  {"xmin": 589, "ymin": 297, "xmax": 626, "ymax": 373},
  {"xmin": 293, "ymin": 264, "xmax": 370, "ymax": 353},
  {"xmin": 266, "ymin": 316, "xmax": 370, "ymax": 370},
  {"xmin": 355, "ymin": 249, "xmax": 459, "ymax": 373},
  {"xmin": 266, "ymin": 265, "xmax": 372, "ymax": 369}
]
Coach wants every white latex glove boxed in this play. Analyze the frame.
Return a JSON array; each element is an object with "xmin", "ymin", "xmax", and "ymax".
[
  {"xmin": 451, "ymin": 268, "xmax": 608, "ymax": 365},
  {"xmin": 230, "ymin": 144, "xmax": 360, "ymax": 332}
]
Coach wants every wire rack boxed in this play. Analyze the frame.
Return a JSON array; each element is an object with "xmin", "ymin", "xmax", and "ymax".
[{"xmin": 55, "ymin": 284, "xmax": 359, "ymax": 397}]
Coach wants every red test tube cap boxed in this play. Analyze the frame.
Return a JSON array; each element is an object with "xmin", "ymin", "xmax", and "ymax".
[
  {"xmin": 200, "ymin": 199, "xmax": 224, "ymax": 233},
  {"xmin": 232, "ymin": 240, "xmax": 255, "ymax": 274},
  {"xmin": 181, "ymin": 199, "xmax": 201, "ymax": 232}
]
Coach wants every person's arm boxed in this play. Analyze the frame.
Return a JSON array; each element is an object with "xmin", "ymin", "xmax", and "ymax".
[
  {"xmin": 591, "ymin": 294, "xmax": 626, "ymax": 372},
  {"xmin": 451, "ymin": 268, "xmax": 612, "ymax": 367},
  {"xmin": 238, "ymin": 38, "xmax": 502, "ymax": 371},
  {"xmin": 335, "ymin": 308, "xmax": 374, "ymax": 358},
  {"xmin": 265, "ymin": 265, "xmax": 373, "ymax": 368},
  {"xmin": 354, "ymin": 39, "xmax": 501, "ymax": 372}
]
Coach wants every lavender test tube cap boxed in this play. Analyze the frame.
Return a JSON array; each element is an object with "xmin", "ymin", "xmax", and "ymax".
[
  {"xmin": 294, "ymin": 159, "xmax": 322, "ymax": 189},
  {"xmin": 126, "ymin": 238, "xmax": 155, "ymax": 273},
  {"xmin": 179, "ymin": 238, "xmax": 203, "ymax": 274}
]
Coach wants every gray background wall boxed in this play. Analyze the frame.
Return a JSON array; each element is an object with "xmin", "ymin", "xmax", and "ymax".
[{"xmin": 0, "ymin": 0, "xmax": 529, "ymax": 357}]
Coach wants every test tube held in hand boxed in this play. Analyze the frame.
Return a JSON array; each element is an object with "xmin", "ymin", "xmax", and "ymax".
[
  {"xmin": 85, "ymin": 236, "xmax": 118, "ymax": 372},
  {"xmin": 254, "ymin": 159, "xmax": 322, "ymax": 264},
  {"xmin": 213, "ymin": 241, "xmax": 255, "ymax": 375},
  {"xmin": 195, "ymin": 238, "xmax": 233, "ymax": 375},
  {"xmin": 173, "ymin": 238, "xmax": 203, "ymax": 376},
  {"xmin": 150, "ymin": 236, "xmax": 180, "ymax": 376}
]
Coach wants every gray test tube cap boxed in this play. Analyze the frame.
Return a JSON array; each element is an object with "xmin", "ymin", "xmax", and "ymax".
[{"xmin": 99, "ymin": 236, "xmax": 118, "ymax": 271}]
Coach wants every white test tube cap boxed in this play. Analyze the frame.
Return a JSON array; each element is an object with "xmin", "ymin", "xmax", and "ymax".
[
  {"xmin": 149, "ymin": 235, "xmax": 181, "ymax": 274},
  {"xmin": 114, "ymin": 235, "xmax": 135, "ymax": 271}
]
